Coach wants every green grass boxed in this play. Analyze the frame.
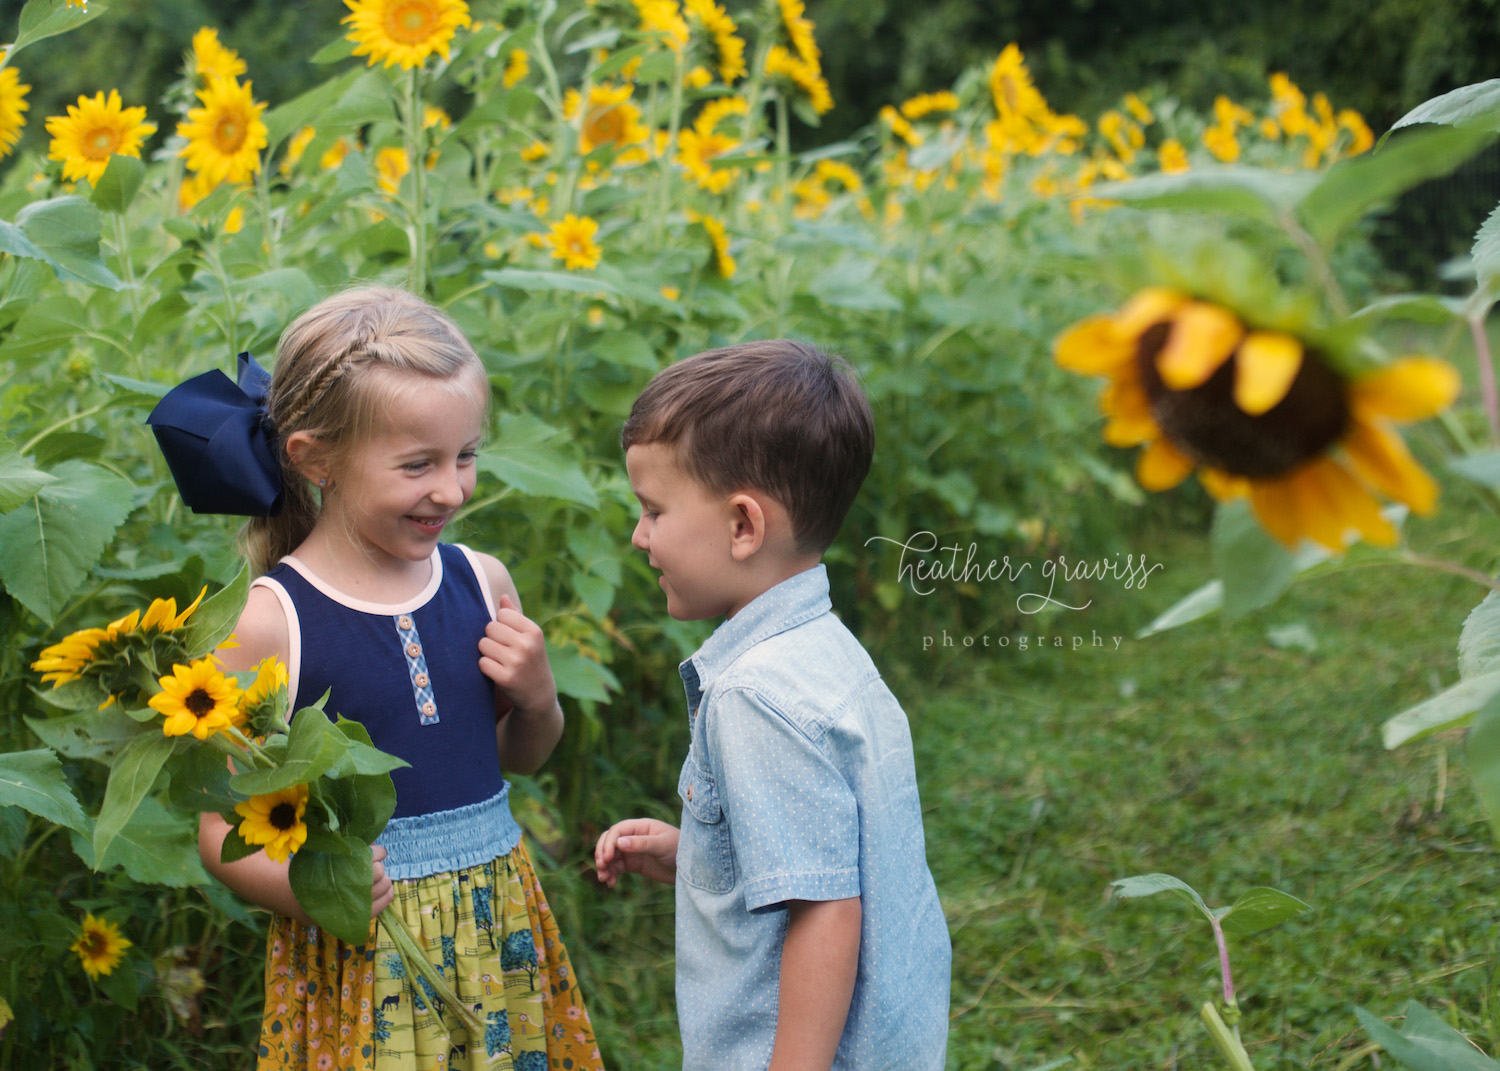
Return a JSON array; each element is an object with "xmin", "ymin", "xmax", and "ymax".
[{"xmin": 578, "ymin": 523, "xmax": 1500, "ymax": 1071}]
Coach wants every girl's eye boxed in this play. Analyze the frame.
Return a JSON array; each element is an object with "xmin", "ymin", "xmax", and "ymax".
[
  {"xmin": 403, "ymin": 461, "xmax": 429, "ymax": 473},
  {"xmin": 458, "ymin": 451, "xmax": 478, "ymax": 464}
]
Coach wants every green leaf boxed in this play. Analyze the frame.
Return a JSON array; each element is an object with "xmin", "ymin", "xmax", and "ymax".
[
  {"xmin": 483, "ymin": 267, "xmax": 621, "ymax": 296},
  {"xmin": 13, "ymin": 0, "xmax": 111, "ymax": 55},
  {"xmin": 1356, "ymin": 1002, "xmax": 1500, "ymax": 1071},
  {"xmin": 132, "ymin": 293, "xmax": 192, "ymax": 348},
  {"xmin": 1461, "ymin": 592, "xmax": 1500, "ymax": 679},
  {"xmin": 218, "ymin": 822, "xmax": 261, "ymax": 864},
  {"xmin": 806, "ymin": 254, "xmax": 901, "ymax": 312},
  {"xmin": 26, "ymin": 709, "xmax": 149, "ymax": 764},
  {"xmin": 1089, "ymin": 167, "xmax": 1315, "ymax": 226},
  {"xmin": 327, "ymin": 716, "xmax": 409, "ymax": 779},
  {"xmin": 1392, "ymin": 79, "xmax": 1500, "ymax": 133},
  {"xmin": 0, "ymin": 294, "xmax": 89, "ymax": 361},
  {"xmin": 70, "ymin": 796, "xmax": 209, "ymax": 887},
  {"xmin": 230, "ymin": 707, "xmax": 341, "ymax": 795},
  {"xmin": 0, "ymin": 450, "xmax": 55, "ymax": 512},
  {"xmin": 1352, "ymin": 293, "xmax": 1466, "ymax": 325},
  {"xmin": 590, "ymin": 330, "xmax": 659, "ymax": 371},
  {"xmin": 1213, "ymin": 500, "xmax": 1296, "ymax": 618},
  {"xmin": 16, "ymin": 196, "xmax": 127, "ymax": 290},
  {"xmin": 93, "ymin": 731, "xmax": 178, "ymax": 864},
  {"xmin": 1300, "ymin": 126, "xmax": 1493, "ymax": 249},
  {"xmin": 1466, "ymin": 697, "xmax": 1500, "ymax": 840},
  {"xmin": 478, "ymin": 414, "xmax": 599, "ymax": 508},
  {"xmin": 0, "ymin": 219, "xmax": 49, "ymax": 261},
  {"xmin": 30, "ymin": 676, "xmax": 114, "ymax": 712},
  {"xmin": 0, "ymin": 749, "xmax": 87, "ymax": 832},
  {"xmin": 1218, "ymin": 887, "xmax": 1311, "ymax": 936},
  {"xmin": 164, "ymin": 744, "xmax": 236, "ymax": 813},
  {"xmin": 592, "ymin": 42, "xmax": 648, "ymax": 80},
  {"xmin": 1136, "ymin": 579, "xmax": 1225, "ymax": 637},
  {"xmin": 1450, "ymin": 451, "xmax": 1500, "ymax": 493},
  {"xmin": 89, "ymin": 154, "xmax": 146, "ymax": 215},
  {"xmin": 179, "ymin": 565, "xmax": 249, "ymax": 657},
  {"xmin": 547, "ymin": 642, "xmax": 619, "ymax": 703},
  {"xmin": 1382, "ymin": 669, "xmax": 1500, "ymax": 748},
  {"xmin": 289, "ymin": 837, "xmax": 375, "ymax": 946},
  {"xmin": 1472, "ymin": 205, "xmax": 1500, "ymax": 294},
  {"xmin": 1108, "ymin": 873, "xmax": 1215, "ymax": 924},
  {"xmin": 0, "ymin": 460, "xmax": 135, "ymax": 624}
]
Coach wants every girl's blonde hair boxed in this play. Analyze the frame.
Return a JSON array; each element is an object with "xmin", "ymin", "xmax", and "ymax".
[{"xmin": 242, "ymin": 285, "xmax": 488, "ymax": 573}]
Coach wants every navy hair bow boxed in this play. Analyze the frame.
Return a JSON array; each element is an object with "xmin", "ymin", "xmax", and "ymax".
[{"xmin": 147, "ymin": 352, "xmax": 284, "ymax": 517}]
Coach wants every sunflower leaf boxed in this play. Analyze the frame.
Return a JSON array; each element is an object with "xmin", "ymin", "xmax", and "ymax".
[
  {"xmin": 16, "ymin": 196, "xmax": 127, "ymax": 291},
  {"xmin": 0, "ymin": 449, "xmax": 55, "ymax": 512},
  {"xmin": 1356, "ymin": 1001, "xmax": 1500, "ymax": 1071},
  {"xmin": 1460, "ymin": 593, "xmax": 1500, "ymax": 679},
  {"xmin": 1465, "ymin": 697, "xmax": 1500, "ymax": 840},
  {"xmin": 1382, "ymin": 669, "xmax": 1500, "ymax": 748},
  {"xmin": 1087, "ymin": 167, "xmax": 1315, "ymax": 226},
  {"xmin": 1472, "ymin": 205, "xmax": 1500, "ymax": 295},
  {"xmin": 1449, "ymin": 452, "xmax": 1500, "ymax": 493},
  {"xmin": 289, "ymin": 836, "xmax": 374, "ymax": 946},
  {"xmin": 1212, "ymin": 500, "xmax": 1297, "ymax": 618},
  {"xmin": 89, "ymin": 154, "xmax": 145, "ymax": 216},
  {"xmin": 179, "ymin": 564, "xmax": 249, "ymax": 658},
  {"xmin": 1219, "ymin": 887, "xmax": 1311, "ymax": 936},
  {"xmin": 164, "ymin": 744, "xmax": 236, "ymax": 813},
  {"xmin": 1108, "ymin": 873, "xmax": 1216, "ymax": 925},
  {"xmin": 230, "ymin": 707, "xmax": 342, "ymax": 795},
  {"xmin": 13, "ymin": 0, "xmax": 111, "ymax": 56},
  {"xmin": 26, "ymin": 708, "xmax": 151, "ymax": 764},
  {"xmin": 218, "ymin": 820, "xmax": 261, "ymax": 865},
  {"xmin": 1391, "ymin": 79, "xmax": 1500, "ymax": 134},
  {"xmin": 0, "ymin": 748, "xmax": 88, "ymax": 832},
  {"xmin": 71, "ymin": 796, "xmax": 208, "ymax": 887},
  {"xmin": 93, "ymin": 731, "xmax": 178, "ymax": 865}
]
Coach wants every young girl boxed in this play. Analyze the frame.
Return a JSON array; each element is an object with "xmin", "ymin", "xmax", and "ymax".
[{"xmin": 181, "ymin": 287, "xmax": 603, "ymax": 1070}]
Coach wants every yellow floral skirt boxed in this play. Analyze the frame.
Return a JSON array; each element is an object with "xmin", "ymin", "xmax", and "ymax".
[{"xmin": 256, "ymin": 837, "xmax": 603, "ymax": 1070}]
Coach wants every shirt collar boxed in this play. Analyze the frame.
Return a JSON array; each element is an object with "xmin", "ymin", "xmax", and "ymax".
[{"xmin": 678, "ymin": 564, "xmax": 831, "ymax": 711}]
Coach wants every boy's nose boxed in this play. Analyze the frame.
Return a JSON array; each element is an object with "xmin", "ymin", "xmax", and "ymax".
[{"xmin": 631, "ymin": 516, "xmax": 649, "ymax": 551}]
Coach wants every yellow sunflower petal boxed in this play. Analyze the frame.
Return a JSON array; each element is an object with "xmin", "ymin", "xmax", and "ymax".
[
  {"xmin": 1350, "ymin": 356, "xmax": 1460, "ymax": 424},
  {"xmin": 1310, "ymin": 458, "xmax": 1397, "ymax": 547},
  {"xmin": 1136, "ymin": 438, "xmax": 1195, "ymax": 491},
  {"xmin": 1248, "ymin": 474, "xmax": 1306, "ymax": 548},
  {"xmin": 1100, "ymin": 376, "xmax": 1158, "ymax": 446},
  {"xmin": 1156, "ymin": 302, "xmax": 1243, "ymax": 390},
  {"xmin": 1199, "ymin": 468, "xmax": 1251, "ymax": 501},
  {"xmin": 1252, "ymin": 459, "xmax": 1395, "ymax": 551},
  {"xmin": 1054, "ymin": 315, "xmax": 1134, "ymax": 375},
  {"xmin": 1233, "ymin": 331, "xmax": 1303, "ymax": 415},
  {"xmin": 171, "ymin": 586, "xmax": 207, "ymax": 629},
  {"xmin": 1343, "ymin": 419, "xmax": 1439, "ymax": 514},
  {"xmin": 1112, "ymin": 287, "xmax": 1189, "ymax": 340}
]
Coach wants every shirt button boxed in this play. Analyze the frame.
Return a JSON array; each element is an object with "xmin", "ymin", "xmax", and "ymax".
[
  {"xmin": 422, "ymin": 700, "xmax": 436, "ymax": 716},
  {"xmin": 414, "ymin": 673, "xmax": 430, "ymax": 688},
  {"xmin": 398, "ymin": 615, "xmax": 414, "ymax": 630},
  {"xmin": 686, "ymin": 785, "xmax": 694, "ymax": 801},
  {"xmin": 407, "ymin": 642, "xmax": 422, "ymax": 658}
]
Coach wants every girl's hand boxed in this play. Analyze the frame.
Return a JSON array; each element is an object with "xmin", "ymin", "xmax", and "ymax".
[
  {"xmin": 371, "ymin": 844, "xmax": 393, "ymax": 917},
  {"xmin": 594, "ymin": 818, "xmax": 679, "ymax": 887},
  {"xmin": 477, "ymin": 594, "xmax": 557, "ymax": 716}
]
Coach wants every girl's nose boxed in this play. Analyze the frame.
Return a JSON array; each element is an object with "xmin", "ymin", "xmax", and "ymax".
[{"xmin": 430, "ymin": 465, "xmax": 465, "ymax": 506}]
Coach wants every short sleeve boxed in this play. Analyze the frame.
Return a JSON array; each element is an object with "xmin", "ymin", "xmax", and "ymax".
[{"xmin": 708, "ymin": 686, "xmax": 861, "ymax": 911}]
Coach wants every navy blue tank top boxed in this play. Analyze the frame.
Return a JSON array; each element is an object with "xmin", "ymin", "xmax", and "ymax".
[{"xmin": 253, "ymin": 543, "xmax": 507, "ymax": 820}]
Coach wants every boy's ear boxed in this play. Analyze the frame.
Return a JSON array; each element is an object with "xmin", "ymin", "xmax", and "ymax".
[{"xmin": 727, "ymin": 492, "xmax": 767, "ymax": 561}]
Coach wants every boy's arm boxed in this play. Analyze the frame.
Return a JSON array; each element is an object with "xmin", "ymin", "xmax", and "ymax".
[{"xmin": 769, "ymin": 896, "xmax": 862, "ymax": 1071}]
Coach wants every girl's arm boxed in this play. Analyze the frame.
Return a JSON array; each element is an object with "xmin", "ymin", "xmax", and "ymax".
[
  {"xmin": 768, "ymin": 896, "xmax": 863, "ymax": 1071},
  {"xmin": 197, "ymin": 586, "xmax": 393, "ymax": 920},
  {"xmin": 473, "ymin": 552, "xmax": 565, "ymax": 774}
]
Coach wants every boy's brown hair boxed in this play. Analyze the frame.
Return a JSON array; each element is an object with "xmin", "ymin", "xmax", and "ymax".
[{"xmin": 622, "ymin": 340, "xmax": 874, "ymax": 552}]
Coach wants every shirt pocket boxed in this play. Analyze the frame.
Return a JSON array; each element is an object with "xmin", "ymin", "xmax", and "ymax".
[{"xmin": 677, "ymin": 758, "xmax": 735, "ymax": 894}]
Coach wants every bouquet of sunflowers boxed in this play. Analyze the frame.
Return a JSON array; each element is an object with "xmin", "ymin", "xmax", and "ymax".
[{"xmin": 28, "ymin": 570, "xmax": 483, "ymax": 1035}]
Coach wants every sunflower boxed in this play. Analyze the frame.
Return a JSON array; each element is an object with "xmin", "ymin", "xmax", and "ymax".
[
  {"xmin": 0, "ymin": 68, "xmax": 30, "ymax": 158},
  {"xmin": 234, "ymin": 783, "xmax": 310, "ymax": 864},
  {"xmin": 238, "ymin": 656, "xmax": 288, "ymax": 727},
  {"xmin": 564, "ymin": 83, "xmax": 648, "ymax": 156},
  {"xmin": 191, "ymin": 26, "xmax": 247, "ymax": 82},
  {"xmin": 149, "ymin": 657, "xmax": 243, "ymax": 740},
  {"xmin": 71, "ymin": 915, "xmax": 131, "ymax": 980},
  {"xmin": 545, "ymin": 214, "xmax": 602, "ymax": 271},
  {"xmin": 344, "ymin": 0, "xmax": 471, "ymax": 70},
  {"xmin": 108, "ymin": 587, "xmax": 206, "ymax": 637},
  {"xmin": 683, "ymin": 0, "xmax": 745, "ymax": 84},
  {"xmin": 1055, "ymin": 289, "xmax": 1461, "ymax": 551},
  {"xmin": 677, "ymin": 96, "xmax": 745, "ymax": 191},
  {"xmin": 374, "ymin": 145, "xmax": 410, "ymax": 193},
  {"xmin": 792, "ymin": 158, "xmax": 861, "ymax": 219},
  {"xmin": 776, "ymin": 0, "xmax": 820, "ymax": 68},
  {"xmin": 763, "ymin": 46, "xmax": 832, "ymax": 115},
  {"xmin": 502, "ymin": 48, "xmax": 528, "ymax": 89},
  {"xmin": 177, "ymin": 77, "xmax": 267, "ymax": 186},
  {"xmin": 879, "ymin": 105, "xmax": 921, "ymax": 148},
  {"xmin": 686, "ymin": 209, "xmax": 734, "ymax": 278},
  {"xmin": 281, "ymin": 125, "xmax": 316, "ymax": 174},
  {"xmin": 900, "ymin": 91, "xmax": 959, "ymax": 121},
  {"xmin": 630, "ymin": 0, "xmax": 689, "ymax": 53},
  {"xmin": 31, "ymin": 627, "xmax": 111, "ymax": 687},
  {"xmin": 1158, "ymin": 138, "xmax": 1189, "ymax": 174},
  {"xmin": 45, "ymin": 89, "xmax": 156, "ymax": 185}
]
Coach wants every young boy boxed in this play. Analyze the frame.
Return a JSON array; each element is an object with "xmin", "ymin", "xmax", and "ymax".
[{"xmin": 595, "ymin": 340, "xmax": 951, "ymax": 1071}]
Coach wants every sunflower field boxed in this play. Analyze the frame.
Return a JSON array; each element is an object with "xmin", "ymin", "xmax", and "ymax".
[{"xmin": 2, "ymin": 0, "xmax": 1500, "ymax": 1067}]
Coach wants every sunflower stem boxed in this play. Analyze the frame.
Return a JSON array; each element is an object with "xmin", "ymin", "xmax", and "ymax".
[
  {"xmin": 774, "ymin": 93, "xmax": 792, "ymax": 234},
  {"xmin": 377, "ymin": 906, "xmax": 486, "ymax": 1039},
  {"xmin": 404, "ymin": 67, "xmax": 429, "ymax": 296},
  {"xmin": 1397, "ymin": 550, "xmax": 1500, "ymax": 594},
  {"xmin": 1468, "ymin": 312, "xmax": 1500, "ymax": 447},
  {"xmin": 654, "ymin": 48, "xmax": 687, "ymax": 246},
  {"xmin": 1200, "ymin": 1001, "xmax": 1256, "ymax": 1071},
  {"xmin": 1278, "ymin": 211, "xmax": 1347, "ymax": 319}
]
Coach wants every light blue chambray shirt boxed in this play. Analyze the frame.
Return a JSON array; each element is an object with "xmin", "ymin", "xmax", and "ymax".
[{"xmin": 674, "ymin": 564, "xmax": 951, "ymax": 1071}]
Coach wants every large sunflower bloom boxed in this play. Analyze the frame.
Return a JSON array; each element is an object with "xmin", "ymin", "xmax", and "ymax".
[
  {"xmin": 545, "ymin": 214, "xmax": 602, "ymax": 271},
  {"xmin": 177, "ymin": 77, "xmax": 267, "ymax": 186},
  {"xmin": 71, "ymin": 915, "xmax": 131, "ymax": 980},
  {"xmin": 234, "ymin": 784, "xmax": 310, "ymax": 864},
  {"xmin": 31, "ymin": 627, "xmax": 111, "ymax": 686},
  {"xmin": 0, "ymin": 68, "xmax": 30, "ymax": 158},
  {"xmin": 1055, "ymin": 289, "xmax": 1461, "ymax": 551},
  {"xmin": 45, "ymin": 90, "xmax": 156, "ymax": 185},
  {"xmin": 344, "ymin": 0, "xmax": 471, "ymax": 70},
  {"xmin": 149, "ymin": 657, "xmax": 243, "ymax": 740}
]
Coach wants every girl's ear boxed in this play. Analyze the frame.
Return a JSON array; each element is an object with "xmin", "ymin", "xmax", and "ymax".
[{"xmin": 284, "ymin": 431, "xmax": 329, "ymax": 487}]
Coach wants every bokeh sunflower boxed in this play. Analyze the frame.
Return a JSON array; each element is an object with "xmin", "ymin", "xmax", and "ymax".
[
  {"xmin": 1055, "ymin": 288, "xmax": 1461, "ymax": 551},
  {"xmin": 149, "ymin": 657, "xmax": 243, "ymax": 740},
  {"xmin": 0, "ymin": 68, "xmax": 30, "ymax": 159},
  {"xmin": 344, "ymin": 0, "xmax": 472, "ymax": 70},
  {"xmin": 545, "ymin": 214, "xmax": 602, "ymax": 271},
  {"xmin": 234, "ymin": 783, "xmax": 310, "ymax": 863},
  {"xmin": 45, "ymin": 89, "xmax": 156, "ymax": 185},
  {"xmin": 71, "ymin": 914, "xmax": 131, "ymax": 980},
  {"xmin": 177, "ymin": 77, "xmax": 267, "ymax": 187},
  {"xmin": 564, "ymin": 83, "xmax": 648, "ymax": 157},
  {"xmin": 191, "ymin": 26, "xmax": 247, "ymax": 82},
  {"xmin": 686, "ymin": 209, "xmax": 734, "ymax": 278}
]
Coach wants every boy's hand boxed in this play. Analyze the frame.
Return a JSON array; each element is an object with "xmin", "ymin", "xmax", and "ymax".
[
  {"xmin": 478, "ymin": 594, "xmax": 557, "ymax": 716},
  {"xmin": 594, "ymin": 819, "xmax": 679, "ymax": 887}
]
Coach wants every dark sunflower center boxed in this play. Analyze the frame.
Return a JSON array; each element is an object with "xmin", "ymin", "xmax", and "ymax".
[
  {"xmin": 1136, "ymin": 322, "xmax": 1350, "ymax": 478},
  {"xmin": 185, "ymin": 688, "xmax": 216, "ymax": 717},
  {"xmin": 269, "ymin": 802, "xmax": 297, "ymax": 831},
  {"xmin": 82, "ymin": 932, "xmax": 107, "ymax": 957}
]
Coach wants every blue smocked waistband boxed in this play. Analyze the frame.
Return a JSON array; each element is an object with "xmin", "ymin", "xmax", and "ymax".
[{"xmin": 374, "ymin": 785, "xmax": 522, "ymax": 881}]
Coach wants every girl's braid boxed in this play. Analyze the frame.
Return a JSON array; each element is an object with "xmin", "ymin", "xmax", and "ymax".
[{"xmin": 277, "ymin": 339, "xmax": 369, "ymax": 432}]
